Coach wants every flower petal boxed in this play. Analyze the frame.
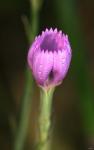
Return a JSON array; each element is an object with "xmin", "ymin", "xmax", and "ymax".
[
  {"xmin": 27, "ymin": 35, "xmax": 43, "ymax": 69},
  {"xmin": 53, "ymin": 50, "xmax": 71, "ymax": 85},
  {"xmin": 32, "ymin": 50, "xmax": 53, "ymax": 85}
]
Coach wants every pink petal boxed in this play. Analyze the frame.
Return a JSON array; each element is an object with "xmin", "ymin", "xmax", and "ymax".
[
  {"xmin": 32, "ymin": 50, "xmax": 53, "ymax": 85},
  {"xmin": 53, "ymin": 50, "xmax": 71, "ymax": 85}
]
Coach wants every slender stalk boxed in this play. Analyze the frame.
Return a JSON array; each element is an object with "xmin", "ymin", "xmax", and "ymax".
[
  {"xmin": 13, "ymin": 0, "xmax": 41, "ymax": 150},
  {"xmin": 14, "ymin": 69, "xmax": 33, "ymax": 150},
  {"xmin": 38, "ymin": 88, "xmax": 55, "ymax": 150}
]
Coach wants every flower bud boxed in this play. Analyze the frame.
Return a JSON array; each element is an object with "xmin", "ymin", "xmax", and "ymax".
[{"xmin": 27, "ymin": 28, "xmax": 72, "ymax": 88}]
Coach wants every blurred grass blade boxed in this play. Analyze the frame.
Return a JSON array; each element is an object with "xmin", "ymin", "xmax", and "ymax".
[
  {"xmin": 55, "ymin": 0, "xmax": 94, "ymax": 135},
  {"xmin": 14, "ymin": 0, "xmax": 43, "ymax": 150}
]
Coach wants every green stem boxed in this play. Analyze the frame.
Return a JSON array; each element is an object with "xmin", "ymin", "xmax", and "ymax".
[
  {"xmin": 38, "ymin": 88, "xmax": 55, "ymax": 150},
  {"xmin": 14, "ymin": 1, "xmax": 40, "ymax": 150},
  {"xmin": 14, "ymin": 69, "xmax": 33, "ymax": 150}
]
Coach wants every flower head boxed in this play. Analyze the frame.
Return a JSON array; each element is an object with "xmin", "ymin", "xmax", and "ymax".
[{"xmin": 27, "ymin": 28, "xmax": 72, "ymax": 88}]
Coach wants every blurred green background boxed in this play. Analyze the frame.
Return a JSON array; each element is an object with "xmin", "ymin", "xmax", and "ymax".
[{"xmin": 0, "ymin": 0, "xmax": 94, "ymax": 149}]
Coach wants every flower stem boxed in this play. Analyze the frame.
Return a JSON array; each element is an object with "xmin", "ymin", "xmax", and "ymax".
[{"xmin": 38, "ymin": 88, "xmax": 55, "ymax": 150}]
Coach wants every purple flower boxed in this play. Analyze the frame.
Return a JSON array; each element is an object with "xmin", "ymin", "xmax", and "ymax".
[{"xmin": 27, "ymin": 28, "xmax": 72, "ymax": 88}]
